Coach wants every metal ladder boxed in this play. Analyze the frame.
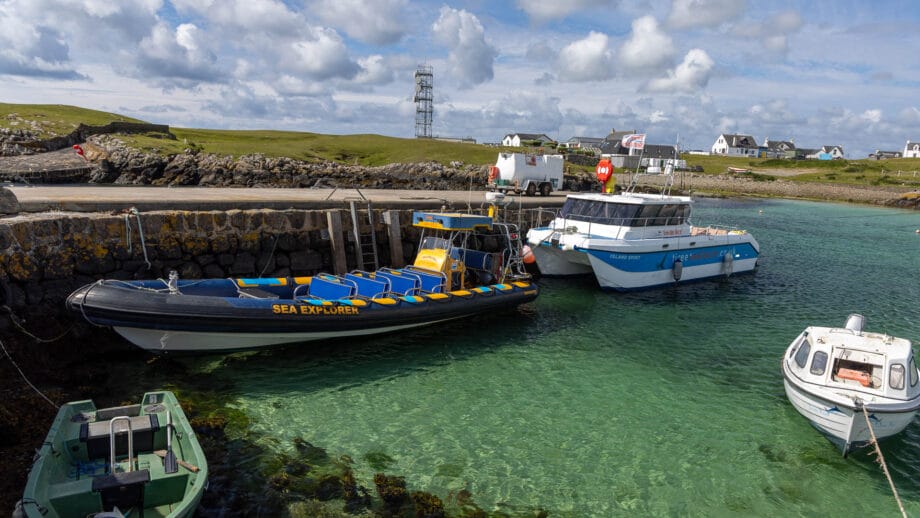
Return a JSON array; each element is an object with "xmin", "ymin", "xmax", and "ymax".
[
  {"xmin": 348, "ymin": 199, "xmax": 379, "ymax": 271},
  {"xmin": 495, "ymin": 222, "xmax": 528, "ymax": 280}
]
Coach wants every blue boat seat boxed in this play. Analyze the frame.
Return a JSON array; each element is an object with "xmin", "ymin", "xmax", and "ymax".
[
  {"xmin": 375, "ymin": 268, "xmax": 421, "ymax": 296},
  {"xmin": 402, "ymin": 266, "xmax": 446, "ymax": 293},
  {"xmin": 344, "ymin": 273, "xmax": 390, "ymax": 299},
  {"xmin": 295, "ymin": 275, "xmax": 357, "ymax": 301},
  {"xmin": 450, "ymin": 248, "xmax": 493, "ymax": 271}
]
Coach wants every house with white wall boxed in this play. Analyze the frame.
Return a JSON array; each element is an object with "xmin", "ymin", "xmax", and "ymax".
[
  {"xmin": 711, "ymin": 134, "xmax": 759, "ymax": 157},
  {"xmin": 904, "ymin": 140, "xmax": 920, "ymax": 158},
  {"xmin": 808, "ymin": 145, "xmax": 844, "ymax": 160},
  {"xmin": 501, "ymin": 133, "xmax": 555, "ymax": 147}
]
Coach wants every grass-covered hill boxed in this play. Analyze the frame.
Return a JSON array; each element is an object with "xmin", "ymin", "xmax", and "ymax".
[{"xmin": 2, "ymin": 103, "xmax": 919, "ymax": 191}]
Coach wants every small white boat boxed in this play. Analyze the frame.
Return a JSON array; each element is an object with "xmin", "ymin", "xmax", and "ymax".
[
  {"xmin": 524, "ymin": 166, "xmax": 759, "ymax": 291},
  {"xmin": 782, "ymin": 314, "xmax": 920, "ymax": 455}
]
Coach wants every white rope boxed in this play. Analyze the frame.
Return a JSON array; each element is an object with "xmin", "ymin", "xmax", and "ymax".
[
  {"xmin": 0, "ymin": 337, "xmax": 58, "ymax": 410},
  {"xmin": 124, "ymin": 207, "xmax": 151, "ymax": 270},
  {"xmin": 860, "ymin": 404, "xmax": 907, "ymax": 518}
]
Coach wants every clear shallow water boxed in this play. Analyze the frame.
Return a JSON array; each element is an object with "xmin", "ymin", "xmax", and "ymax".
[{"xmin": 184, "ymin": 198, "xmax": 920, "ymax": 515}]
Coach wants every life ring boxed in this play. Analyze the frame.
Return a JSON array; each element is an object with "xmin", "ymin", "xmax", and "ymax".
[
  {"xmin": 596, "ymin": 159, "xmax": 613, "ymax": 183},
  {"xmin": 488, "ymin": 166, "xmax": 500, "ymax": 181}
]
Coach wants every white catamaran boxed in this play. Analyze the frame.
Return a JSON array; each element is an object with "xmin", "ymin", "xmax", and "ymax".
[{"xmin": 525, "ymin": 160, "xmax": 760, "ymax": 291}]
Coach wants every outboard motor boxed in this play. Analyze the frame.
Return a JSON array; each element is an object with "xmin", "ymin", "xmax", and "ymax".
[{"xmin": 844, "ymin": 313, "xmax": 865, "ymax": 334}]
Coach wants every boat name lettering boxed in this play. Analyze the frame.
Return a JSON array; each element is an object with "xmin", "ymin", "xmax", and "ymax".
[
  {"xmin": 662, "ymin": 229, "xmax": 682, "ymax": 236},
  {"xmin": 272, "ymin": 304, "xmax": 360, "ymax": 316},
  {"xmin": 673, "ymin": 250, "xmax": 722, "ymax": 262},
  {"xmin": 608, "ymin": 253, "xmax": 639, "ymax": 260}
]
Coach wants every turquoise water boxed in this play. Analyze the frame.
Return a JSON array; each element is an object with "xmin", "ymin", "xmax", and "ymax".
[{"xmin": 184, "ymin": 198, "xmax": 920, "ymax": 515}]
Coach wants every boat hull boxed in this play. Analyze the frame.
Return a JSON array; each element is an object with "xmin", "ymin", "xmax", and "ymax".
[
  {"xmin": 529, "ymin": 236, "xmax": 758, "ymax": 291},
  {"xmin": 19, "ymin": 391, "xmax": 207, "ymax": 518},
  {"xmin": 782, "ymin": 365, "xmax": 920, "ymax": 454},
  {"xmin": 68, "ymin": 279, "xmax": 539, "ymax": 353}
]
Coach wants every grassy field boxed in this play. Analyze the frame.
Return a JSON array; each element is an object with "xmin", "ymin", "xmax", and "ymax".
[
  {"xmin": 3, "ymin": 103, "xmax": 919, "ymax": 189},
  {"xmin": 139, "ymin": 128, "xmax": 515, "ymax": 166},
  {"xmin": 681, "ymin": 153, "xmax": 920, "ymax": 188},
  {"xmin": 0, "ymin": 103, "xmax": 143, "ymax": 138}
]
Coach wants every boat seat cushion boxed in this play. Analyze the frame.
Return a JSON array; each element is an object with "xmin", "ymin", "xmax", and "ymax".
[
  {"xmin": 344, "ymin": 273, "xmax": 389, "ymax": 298},
  {"xmin": 81, "ymin": 414, "xmax": 160, "ymax": 461},
  {"xmin": 375, "ymin": 269, "xmax": 420, "ymax": 295}
]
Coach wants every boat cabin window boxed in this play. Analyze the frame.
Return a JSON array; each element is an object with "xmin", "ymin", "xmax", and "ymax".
[
  {"xmin": 420, "ymin": 236, "xmax": 450, "ymax": 250},
  {"xmin": 794, "ymin": 340, "xmax": 811, "ymax": 368},
  {"xmin": 910, "ymin": 358, "xmax": 918, "ymax": 387},
  {"xmin": 890, "ymin": 364, "xmax": 905, "ymax": 390},
  {"xmin": 559, "ymin": 199, "xmax": 688, "ymax": 227},
  {"xmin": 810, "ymin": 351, "xmax": 828, "ymax": 375}
]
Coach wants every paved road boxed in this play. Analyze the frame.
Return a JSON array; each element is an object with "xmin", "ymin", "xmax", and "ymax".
[{"xmin": 4, "ymin": 185, "xmax": 567, "ymax": 213}]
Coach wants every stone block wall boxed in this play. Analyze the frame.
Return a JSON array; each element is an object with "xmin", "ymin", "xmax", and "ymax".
[{"xmin": 0, "ymin": 208, "xmax": 416, "ymax": 331}]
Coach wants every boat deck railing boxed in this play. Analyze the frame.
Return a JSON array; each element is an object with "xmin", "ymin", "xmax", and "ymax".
[{"xmin": 543, "ymin": 216, "xmax": 746, "ymax": 243}]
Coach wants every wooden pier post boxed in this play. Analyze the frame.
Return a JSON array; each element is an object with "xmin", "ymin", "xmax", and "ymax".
[
  {"xmin": 326, "ymin": 210, "xmax": 348, "ymax": 274},
  {"xmin": 383, "ymin": 210, "xmax": 404, "ymax": 268}
]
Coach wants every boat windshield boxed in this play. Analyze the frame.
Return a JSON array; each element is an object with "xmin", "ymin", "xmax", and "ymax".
[
  {"xmin": 559, "ymin": 198, "xmax": 689, "ymax": 227},
  {"xmin": 420, "ymin": 236, "xmax": 450, "ymax": 250}
]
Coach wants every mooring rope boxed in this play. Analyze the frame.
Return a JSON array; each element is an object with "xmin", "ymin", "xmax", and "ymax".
[
  {"xmin": 860, "ymin": 404, "xmax": 907, "ymax": 518},
  {"xmin": 0, "ymin": 336, "xmax": 58, "ymax": 410},
  {"xmin": 124, "ymin": 207, "xmax": 151, "ymax": 270}
]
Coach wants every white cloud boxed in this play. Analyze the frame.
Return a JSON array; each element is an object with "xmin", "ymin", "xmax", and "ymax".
[
  {"xmin": 619, "ymin": 16, "xmax": 675, "ymax": 72},
  {"xmin": 354, "ymin": 55, "xmax": 395, "ymax": 85},
  {"xmin": 432, "ymin": 7, "xmax": 497, "ymax": 88},
  {"xmin": 862, "ymin": 109, "xmax": 882, "ymax": 124},
  {"xmin": 649, "ymin": 110, "xmax": 669, "ymax": 123},
  {"xmin": 556, "ymin": 32, "xmax": 613, "ymax": 82},
  {"xmin": 739, "ymin": 10, "xmax": 802, "ymax": 56},
  {"xmin": 311, "ymin": 0, "xmax": 407, "ymax": 45},
  {"xmin": 135, "ymin": 22, "xmax": 224, "ymax": 85},
  {"xmin": 667, "ymin": 0, "xmax": 745, "ymax": 29},
  {"xmin": 516, "ymin": 0, "xmax": 615, "ymax": 23},
  {"xmin": 647, "ymin": 48, "xmax": 714, "ymax": 92},
  {"xmin": 283, "ymin": 28, "xmax": 359, "ymax": 80}
]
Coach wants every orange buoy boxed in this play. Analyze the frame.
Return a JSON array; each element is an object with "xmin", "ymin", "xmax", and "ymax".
[
  {"xmin": 522, "ymin": 245, "xmax": 535, "ymax": 264},
  {"xmin": 488, "ymin": 165, "xmax": 500, "ymax": 181}
]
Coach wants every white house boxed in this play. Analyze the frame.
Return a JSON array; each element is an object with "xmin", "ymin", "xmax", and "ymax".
[
  {"xmin": 812, "ymin": 145, "xmax": 844, "ymax": 160},
  {"xmin": 711, "ymin": 134, "xmax": 759, "ymax": 157},
  {"xmin": 904, "ymin": 140, "xmax": 920, "ymax": 158},
  {"xmin": 501, "ymin": 133, "xmax": 555, "ymax": 147}
]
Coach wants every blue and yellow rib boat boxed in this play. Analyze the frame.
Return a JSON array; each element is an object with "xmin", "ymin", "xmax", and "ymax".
[{"xmin": 66, "ymin": 211, "xmax": 538, "ymax": 353}]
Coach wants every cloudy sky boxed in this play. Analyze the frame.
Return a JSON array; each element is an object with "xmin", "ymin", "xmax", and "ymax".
[{"xmin": 1, "ymin": 0, "xmax": 918, "ymax": 158}]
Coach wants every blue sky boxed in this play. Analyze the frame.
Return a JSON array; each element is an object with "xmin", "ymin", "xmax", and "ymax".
[{"xmin": 1, "ymin": 0, "xmax": 918, "ymax": 158}]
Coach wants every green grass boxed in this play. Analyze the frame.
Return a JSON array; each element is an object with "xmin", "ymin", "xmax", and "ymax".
[
  {"xmin": 682, "ymin": 154, "xmax": 920, "ymax": 188},
  {"xmin": 120, "ymin": 128, "xmax": 517, "ymax": 167},
  {"xmin": 0, "ymin": 103, "xmax": 144, "ymax": 138}
]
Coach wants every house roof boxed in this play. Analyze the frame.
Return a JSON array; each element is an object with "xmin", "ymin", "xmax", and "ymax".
[
  {"xmin": 566, "ymin": 136, "xmax": 605, "ymax": 144},
  {"xmin": 821, "ymin": 145, "xmax": 842, "ymax": 152},
  {"xmin": 504, "ymin": 133, "xmax": 555, "ymax": 142},
  {"xmin": 766, "ymin": 140, "xmax": 795, "ymax": 151},
  {"xmin": 719, "ymin": 134, "xmax": 758, "ymax": 148},
  {"xmin": 598, "ymin": 140, "xmax": 677, "ymax": 158}
]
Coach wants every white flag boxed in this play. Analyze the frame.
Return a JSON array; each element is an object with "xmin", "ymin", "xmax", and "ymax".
[{"xmin": 621, "ymin": 133, "xmax": 646, "ymax": 150}]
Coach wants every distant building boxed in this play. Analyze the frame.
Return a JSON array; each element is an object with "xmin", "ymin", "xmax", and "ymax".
[
  {"xmin": 598, "ymin": 130, "xmax": 679, "ymax": 169},
  {"xmin": 904, "ymin": 140, "xmax": 920, "ymax": 158},
  {"xmin": 711, "ymin": 134, "xmax": 759, "ymax": 157},
  {"xmin": 808, "ymin": 145, "xmax": 844, "ymax": 160},
  {"xmin": 563, "ymin": 136, "xmax": 605, "ymax": 154},
  {"xmin": 869, "ymin": 150, "xmax": 902, "ymax": 160},
  {"xmin": 762, "ymin": 138, "xmax": 796, "ymax": 159},
  {"xmin": 501, "ymin": 133, "xmax": 556, "ymax": 147}
]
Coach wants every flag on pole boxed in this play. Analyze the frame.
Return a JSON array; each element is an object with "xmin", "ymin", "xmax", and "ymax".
[{"xmin": 621, "ymin": 133, "xmax": 646, "ymax": 150}]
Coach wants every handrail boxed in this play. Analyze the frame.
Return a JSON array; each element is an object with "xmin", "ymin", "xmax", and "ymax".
[{"xmin": 108, "ymin": 416, "xmax": 134, "ymax": 473}]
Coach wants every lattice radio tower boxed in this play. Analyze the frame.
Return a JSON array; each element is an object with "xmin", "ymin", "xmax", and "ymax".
[{"xmin": 414, "ymin": 65, "xmax": 433, "ymax": 138}]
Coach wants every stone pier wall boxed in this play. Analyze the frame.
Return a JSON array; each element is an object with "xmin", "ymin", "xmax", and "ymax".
[{"xmin": 0, "ymin": 208, "xmax": 429, "ymax": 333}]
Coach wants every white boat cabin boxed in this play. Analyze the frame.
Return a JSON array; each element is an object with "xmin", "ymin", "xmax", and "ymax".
[
  {"xmin": 786, "ymin": 320, "xmax": 920, "ymax": 400},
  {"xmin": 554, "ymin": 193, "xmax": 693, "ymax": 239}
]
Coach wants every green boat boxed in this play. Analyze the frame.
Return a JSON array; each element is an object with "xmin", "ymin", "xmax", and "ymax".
[{"xmin": 16, "ymin": 390, "xmax": 207, "ymax": 518}]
